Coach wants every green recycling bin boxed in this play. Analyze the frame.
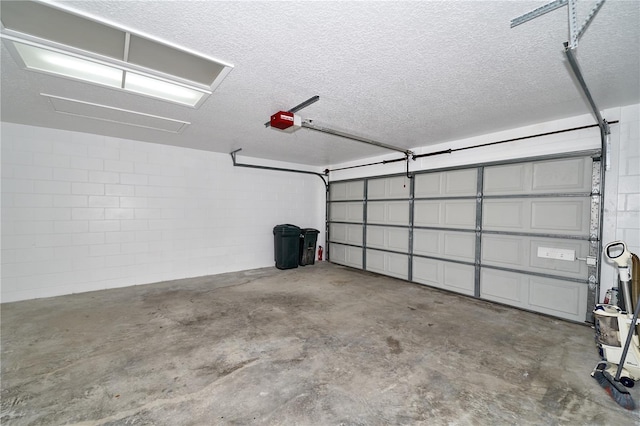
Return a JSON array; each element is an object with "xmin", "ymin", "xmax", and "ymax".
[
  {"xmin": 273, "ymin": 224, "xmax": 301, "ymax": 269},
  {"xmin": 299, "ymin": 228, "xmax": 319, "ymax": 266}
]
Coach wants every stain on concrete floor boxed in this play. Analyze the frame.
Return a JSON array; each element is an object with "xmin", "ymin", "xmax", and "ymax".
[{"xmin": 2, "ymin": 263, "xmax": 639, "ymax": 425}]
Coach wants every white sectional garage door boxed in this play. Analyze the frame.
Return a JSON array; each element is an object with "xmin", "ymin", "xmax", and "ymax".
[{"xmin": 328, "ymin": 154, "xmax": 600, "ymax": 322}]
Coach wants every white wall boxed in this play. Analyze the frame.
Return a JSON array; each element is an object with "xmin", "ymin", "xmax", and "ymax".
[
  {"xmin": 329, "ymin": 111, "xmax": 607, "ymax": 181},
  {"xmin": 328, "ymin": 105, "xmax": 640, "ymax": 302},
  {"xmin": 1, "ymin": 123, "xmax": 325, "ymax": 302},
  {"xmin": 602, "ymin": 104, "xmax": 640, "ymax": 296}
]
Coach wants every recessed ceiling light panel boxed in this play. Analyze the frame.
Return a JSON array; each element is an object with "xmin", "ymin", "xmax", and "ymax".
[
  {"xmin": 124, "ymin": 72, "xmax": 206, "ymax": 106},
  {"xmin": 0, "ymin": 0, "xmax": 233, "ymax": 108},
  {"xmin": 0, "ymin": 0, "xmax": 126, "ymax": 59},
  {"xmin": 13, "ymin": 41, "xmax": 123, "ymax": 88},
  {"xmin": 43, "ymin": 93, "xmax": 191, "ymax": 133}
]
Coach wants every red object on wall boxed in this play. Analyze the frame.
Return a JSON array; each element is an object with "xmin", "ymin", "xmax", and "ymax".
[
  {"xmin": 270, "ymin": 111, "xmax": 295, "ymax": 130},
  {"xmin": 318, "ymin": 245, "xmax": 323, "ymax": 261}
]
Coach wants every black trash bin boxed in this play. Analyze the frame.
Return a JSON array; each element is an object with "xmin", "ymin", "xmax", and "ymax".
[
  {"xmin": 273, "ymin": 224, "xmax": 301, "ymax": 269},
  {"xmin": 299, "ymin": 228, "xmax": 319, "ymax": 266}
]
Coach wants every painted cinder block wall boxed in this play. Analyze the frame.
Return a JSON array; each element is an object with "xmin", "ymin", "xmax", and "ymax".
[
  {"xmin": 0, "ymin": 123, "xmax": 325, "ymax": 302},
  {"xmin": 602, "ymin": 104, "xmax": 640, "ymax": 295},
  {"xmin": 329, "ymin": 104, "xmax": 640, "ymax": 302}
]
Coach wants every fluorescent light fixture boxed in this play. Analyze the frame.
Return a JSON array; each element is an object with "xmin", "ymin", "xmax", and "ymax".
[
  {"xmin": 124, "ymin": 72, "xmax": 205, "ymax": 106},
  {"xmin": 13, "ymin": 41, "xmax": 122, "ymax": 88},
  {"xmin": 0, "ymin": 1, "xmax": 233, "ymax": 108}
]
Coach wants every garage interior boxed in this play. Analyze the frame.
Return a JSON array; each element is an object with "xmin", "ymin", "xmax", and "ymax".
[{"xmin": 1, "ymin": 1, "xmax": 639, "ymax": 424}]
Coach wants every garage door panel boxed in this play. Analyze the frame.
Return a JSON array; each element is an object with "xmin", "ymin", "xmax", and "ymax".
[
  {"xmin": 443, "ymin": 233, "xmax": 475, "ymax": 260},
  {"xmin": 485, "ymin": 158, "xmax": 592, "ymax": 195},
  {"xmin": 414, "ymin": 201, "xmax": 441, "ymax": 226},
  {"xmin": 413, "ymin": 257, "xmax": 474, "ymax": 295},
  {"xmin": 330, "ymin": 181, "xmax": 364, "ymax": 201},
  {"xmin": 444, "ymin": 263, "xmax": 475, "ymax": 295},
  {"xmin": 481, "ymin": 269, "xmax": 587, "ymax": 322},
  {"xmin": 368, "ymin": 176, "xmax": 410, "ymax": 199},
  {"xmin": 532, "ymin": 158, "xmax": 591, "ymax": 192},
  {"xmin": 367, "ymin": 201, "xmax": 409, "ymax": 225},
  {"xmin": 415, "ymin": 200, "xmax": 475, "ymax": 229},
  {"xmin": 484, "ymin": 198, "xmax": 589, "ymax": 236},
  {"xmin": 388, "ymin": 228, "xmax": 409, "ymax": 252},
  {"xmin": 444, "ymin": 200, "xmax": 476, "ymax": 227},
  {"xmin": 388, "ymin": 254, "xmax": 409, "ymax": 279},
  {"xmin": 388, "ymin": 203, "xmax": 409, "ymax": 224},
  {"xmin": 330, "ymin": 223, "xmax": 362, "ymax": 246},
  {"xmin": 366, "ymin": 227, "xmax": 409, "ymax": 252},
  {"xmin": 367, "ymin": 250, "xmax": 384, "ymax": 271},
  {"xmin": 367, "ymin": 227, "xmax": 385, "ymax": 248},
  {"xmin": 530, "ymin": 199, "xmax": 589, "ymax": 234},
  {"xmin": 330, "ymin": 223, "xmax": 348, "ymax": 244},
  {"xmin": 367, "ymin": 203, "xmax": 385, "ymax": 223},
  {"xmin": 414, "ymin": 174, "xmax": 442, "ymax": 197},
  {"xmin": 330, "ymin": 243, "xmax": 362, "ymax": 269},
  {"xmin": 529, "ymin": 239, "xmax": 588, "ymax": 276},
  {"xmin": 330, "ymin": 202, "xmax": 363, "ymax": 222},
  {"xmin": 445, "ymin": 169, "xmax": 478, "ymax": 195},
  {"xmin": 366, "ymin": 250, "xmax": 408, "ymax": 280},
  {"xmin": 388, "ymin": 177, "xmax": 411, "ymax": 199},
  {"xmin": 415, "ymin": 169, "xmax": 477, "ymax": 197},
  {"xmin": 529, "ymin": 277, "xmax": 587, "ymax": 321},
  {"xmin": 368, "ymin": 179, "xmax": 387, "ymax": 199},
  {"xmin": 348, "ymin": 226, "xmax": 364, "ymax": 246},
  {"xmin": 484, "ymin": 164, "xmax": 529, "ymax": 194},
  {"xmin": 413, "ymin": 229, "xmax": 440, "ymax": 256},
  {"xmin": 413, "ymin": 229, "xmax": 474, "ymax": 262},
  {"xmin": 412, "ymin": 257, "xmax": 439, "ymax": 284},
  {"xmin": 481, "ymin": 269, "xmax": 524, "ymax": 304},
  {"xmin": 483, "ymin": 201, "xmax": 524, "ymax": 229},
  {"xmin": 482, "ymin": 235, "xmax": 524, "ymax": 266},
  {"xmin": 482, "ymin": 235, "xmax": 589, "ymax": 279}
]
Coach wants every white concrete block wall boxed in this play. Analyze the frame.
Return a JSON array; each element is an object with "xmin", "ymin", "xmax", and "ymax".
[
  {"xmin": 602, "ymin": 104, "xmax": 640, "ymax": 298},
  {"xmin": 1, "ymin": 123, "xmax": 325, "ymax": 302},
  {"xmin": 329, "ymin": 111, "xmax": 610, "ymax": 181}
]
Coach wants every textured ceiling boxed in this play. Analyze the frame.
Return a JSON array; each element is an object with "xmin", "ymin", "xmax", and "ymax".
[{"xmin": 1, "ymin": 0, "xmax": 639, "ymax": 166}]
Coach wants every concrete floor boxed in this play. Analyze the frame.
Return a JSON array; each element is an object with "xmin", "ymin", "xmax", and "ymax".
[{"xmin": 2, "ymin": 262, "xmax": 639, "ymax": 425}]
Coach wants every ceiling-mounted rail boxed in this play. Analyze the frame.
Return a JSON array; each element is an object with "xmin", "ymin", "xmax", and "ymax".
[
  {"xmin": 301, "ymin": 119, "xmax": 413, "ymax": 157},
  {"xmin": 300, "ymin": 119, "xmax": 415, "ymax": 178},
  {"xmin": 564, "ymin": 44, "xmax": 609, "ymax": 134},
  {"xmin": 266, "ymin": 95, "xmax": 413, "ymax": 157}
]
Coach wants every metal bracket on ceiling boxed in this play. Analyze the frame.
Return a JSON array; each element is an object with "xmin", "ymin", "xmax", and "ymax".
[
  {"xmin": 405, "ymin": 152, "xmax": 413, "ymax": 179},
  {"xmin": 510, "ymin": 0, "xmax": 609, "ymax": 131},
  {"xmin": 511, "ymin": 0, "xmax": 606, "ymax": 49}
]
